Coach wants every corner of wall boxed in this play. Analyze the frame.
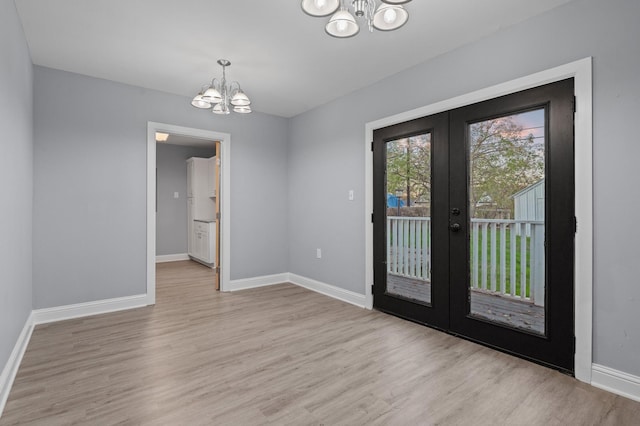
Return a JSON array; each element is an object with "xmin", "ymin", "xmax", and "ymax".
[{"xmin": 0, "ymin": 313, "xmax": 34, "ymax": 417}]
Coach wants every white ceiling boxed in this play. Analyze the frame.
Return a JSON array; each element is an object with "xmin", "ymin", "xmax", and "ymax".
[{"xmin": 15, "ymin": 0, "xmax": 572, "ymax": 118}]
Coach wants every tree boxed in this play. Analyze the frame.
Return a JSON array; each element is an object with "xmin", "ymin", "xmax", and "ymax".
[
  {"xmin": 469, "ymin": 116, "xmax": 544, "ymax": 217},
  {"xmin": 386, "ymin": 134, "xmax": 432, "ymax": 209},
  {"xmin": 385, "ymin": 115, "xmax": 544, "ymax": 219}
]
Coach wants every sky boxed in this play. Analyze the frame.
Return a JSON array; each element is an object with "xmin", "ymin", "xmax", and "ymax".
[{"xmin": 512, "ymin": 108, "xmax": 545, "ymax": 142}]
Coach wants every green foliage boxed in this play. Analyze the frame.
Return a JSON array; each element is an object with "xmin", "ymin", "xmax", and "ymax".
[
  {"xmin": 386, "ymin": 134, "xmax": 432, "ymax": 207},
  {"xmin": 385, "ymin": 116, "xmax": 544, "ymax": 219},
  {"xmin": 469, "ymin": 117, "xmax": 544, "ymax": 217}
]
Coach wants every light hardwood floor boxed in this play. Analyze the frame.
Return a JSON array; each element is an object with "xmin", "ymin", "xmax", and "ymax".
[{"xmin": 2, "ymin": 260, "xmax": 639, "ymax": 425}]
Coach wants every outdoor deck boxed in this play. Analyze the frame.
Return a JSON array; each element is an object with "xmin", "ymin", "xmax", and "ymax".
[{"xmin": 387, "ymin": 273, "xmax": 544, "ymax": 335}]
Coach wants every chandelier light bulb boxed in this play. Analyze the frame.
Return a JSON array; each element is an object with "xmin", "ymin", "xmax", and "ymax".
[
  {"xmin": 202, "ymin": 86, "xmax": 222, "ymax": 103},
  {"xmin": 325, "ymin": 8, "xmax": 359, "ymax": 38},
  {"xmin": 301, "ymin": 0, "xmax": 340, "ymax": 17},
  {"xmin": 191, "ymin": 86, "xmax": 212, "ymax": 109},
  {"xmin": 233, "ymin": 106, "xmax": 252, "ymax": 114},
  {"xmin": 372, "ymin": 4, "xmax": 408, "ymax": 31},
  {"xmin": 191, "ymin": 94, "xmax": 211, "ymax": 109},
  {"xmin": 383, "ymin": 7, "xmax": 397, "ymax": 24},
  {"xmin": 212, "ymin": 103, "xmax": 230, "ymax": 115},
  {"xmin": 230, "ymin": 89, "xmax": 251, "ymax": 107}
]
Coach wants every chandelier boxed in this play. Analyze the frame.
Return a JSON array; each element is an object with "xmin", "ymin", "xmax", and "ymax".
[
  {"xmin": 301, "ymin": 0, "xmax": 411, "ymax": 38},
  {"xmin": 191, "ymin": 59, "xmax": 252, "ymax": 114}
]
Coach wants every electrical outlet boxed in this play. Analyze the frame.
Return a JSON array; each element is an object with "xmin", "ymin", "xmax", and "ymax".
[{"xmin": 316, "ymin": 248, "xmax": 322, "ymax": 259}]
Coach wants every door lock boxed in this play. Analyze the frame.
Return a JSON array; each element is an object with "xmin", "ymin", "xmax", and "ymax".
[
  {"xmin": 449, "ymin": 223, "xmax": 461, "ymax": 232},
  {"xmin": 451, "ymin": 207, "xmax": 461, "ymax": 216}
]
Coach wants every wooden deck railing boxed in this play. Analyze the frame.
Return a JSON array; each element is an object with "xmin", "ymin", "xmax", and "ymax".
[
  {"xmin": 387, "ymin": 217, "xmax": 432, "ymax": 282},
  {"xmin": 387, "ymin": 217, "xmax": 545, "ymax": 306}
]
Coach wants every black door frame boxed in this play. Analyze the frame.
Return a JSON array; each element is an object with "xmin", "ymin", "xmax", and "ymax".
[
  {"xmin": 372, "ymin": 113, "xmax": 449, "ymax": 329},
  {"xmin": 372, "ymin": 79, "xmax": 576, "ymax": 373},
  {"xmin": 448, "ymin": 79, "xmax": 575, "ymax": 372},
  {"xmin": 366, "ymin": 59, "xmax": 592, "ymax": 382}
]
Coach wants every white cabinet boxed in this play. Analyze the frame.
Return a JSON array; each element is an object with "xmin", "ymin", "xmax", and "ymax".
[
  {"xmin": 207, "ymin": 156, "xmax": 217, "ymax": 198},
  {"xmin": 187, "ymin": 198, "xmax": 194, "ymax": 255},
  {"xmin": 187, "ymin": 157, "xmax": 215, "ymax": 222},
  {"xmin": 187, "ymin": 160, "xmax": 194, "ymax": 198},
  {"xmin": 192, "ymin": 220, "xmax": 215, "ymax": 265},
  {"xmin": 187, "ymin": 156, "xmax": 216, "ymax": 266}
]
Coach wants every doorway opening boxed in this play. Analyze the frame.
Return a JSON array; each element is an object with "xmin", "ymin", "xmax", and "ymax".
[
  {"xmin": 146, "ymin": 122, "xmax": 231, "ymax": 304},
  {"xmin": 155, "ymin": 133, "xmax": 220, "ymax": 288}
]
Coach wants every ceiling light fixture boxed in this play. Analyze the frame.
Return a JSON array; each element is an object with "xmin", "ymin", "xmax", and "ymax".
[
  {"xmin": 191, "ymin": 59, "xmax": 252, "ymax": 115},
  {"xmin": 155, "ymin": 132, "xmax": 169, "ymax": 142},
  {"xmin": 301, "ymin": 0, "xmax": 411, "ymax": 38}
]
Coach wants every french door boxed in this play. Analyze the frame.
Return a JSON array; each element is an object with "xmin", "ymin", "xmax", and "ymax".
[{"xmin": 372, "ymin": 79, "xmax": 575, "ymax": 373}]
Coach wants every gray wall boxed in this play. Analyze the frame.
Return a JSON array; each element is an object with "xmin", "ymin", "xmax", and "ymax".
[
  {"xmin": 0, "ymin": 0, "xmax": 33, "ymax": 372},
  {"xmin": 32, "ymin": 66, "xmax": 289, "ymax": 309},
  {"xmin": 9, "ymin": 0, "xmax": 640, "ymax": 383},
  {"xmin": 288, "ymin": 0, "xmax": 640, "ymax": 376},
  {"xmin": 156, "ymin": 144, "xmax": 216, "ymax": 256}
]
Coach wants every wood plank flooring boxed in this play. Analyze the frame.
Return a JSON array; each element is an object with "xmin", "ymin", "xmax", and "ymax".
[{"xmin": 2, "ymin": 260, "xmax": 639, "ymax": 425}]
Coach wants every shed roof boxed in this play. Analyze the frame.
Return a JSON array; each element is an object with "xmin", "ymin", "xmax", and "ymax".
[{"xmin": 511, "ymin": 178, "xmax": 545, "ymax": 199}]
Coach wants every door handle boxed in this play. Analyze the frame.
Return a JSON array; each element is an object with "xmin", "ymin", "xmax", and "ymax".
[{"xmin": 449, "ymin": 223, "xmax": 461, "ymax": 232}]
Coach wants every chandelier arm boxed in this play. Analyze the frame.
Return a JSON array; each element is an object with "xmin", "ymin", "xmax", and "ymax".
[
  {"xmin": 211, "ymin": 78, "xmax": 221, "ymax": 92},
  {"xmin": 367, "ymin": 0, "xmax": 376, "ymax": 31},
  {"xmin": 229, "ymin": 81, "xmax": 241, "ymax": 97}
]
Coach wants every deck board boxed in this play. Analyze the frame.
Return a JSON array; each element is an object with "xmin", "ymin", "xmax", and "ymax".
[
  {"xmin": 387, "ymin": 274, "xmax": 431, "ymax": 303},
  {"xmin": 386, "ymin": 273, "xmax": 544, "ymax": 334}
]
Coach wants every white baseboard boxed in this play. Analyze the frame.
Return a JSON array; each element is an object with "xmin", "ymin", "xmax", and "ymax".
[
  {"xmin": 156, "ymin": 253, "xmax": 189, "ymax": 263},
  {"xmin": 227, "ymin": 272, "xmax": 367, "ymax": 309},
  {"xmin": 591, "ymin": 364, "xmax": 640, "ymax": 402},
  {"xmin": 0, "ymin": 312, "xmax": 34, "ymax": 417},
  {"xmin": 226, "ymin": 273, "xmax": 290, "ymax": 292},
  {"xmin": 289, "ymin": 273, "xmax": 367, "ymax": 309},
  {"xmin": 32, "ymin": 294, "xmax": 149, "ymax": 325}
]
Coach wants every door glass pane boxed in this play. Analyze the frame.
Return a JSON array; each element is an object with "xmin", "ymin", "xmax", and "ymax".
[
  {"xmin": 468, "ymin": 109, "xmax": 546, "ymax": 335},
  {"xmin": 386, "ymin": 134, "xmax": 432, "ymax": 305}
]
